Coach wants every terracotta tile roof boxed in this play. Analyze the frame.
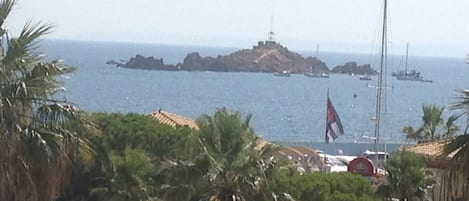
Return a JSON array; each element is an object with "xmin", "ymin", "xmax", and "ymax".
[
  {"xmin": 403, "ymin": 141, "xmax": 465, "ymax": 169},
  {"xmin": 278, "ymin": 146, "xmax": 325, "ymax": 168},
  {"xmin": 290, "ymin": 146, "xmax": 321, "ymax": 157},
  {"xmin": 149, "ymin": 110, "xmax": 198, "ymax": 129},
  {"xmin": 279, "ymin": 147, "xmax": 304, "ymax": 158},
  {"xmin": 403, "ymin": 141, "xmax": 456, "ymax": 158}
]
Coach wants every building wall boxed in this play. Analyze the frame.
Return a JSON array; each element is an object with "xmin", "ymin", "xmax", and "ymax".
[{"xmin": 429, "ymin": 168, "xmax": 468, "ymax": 201}]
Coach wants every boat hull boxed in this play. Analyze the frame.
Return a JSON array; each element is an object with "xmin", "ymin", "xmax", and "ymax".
[
  {"xmin": 274, "ymin": 70, "xmax": 291, "ymax": 77},
  {"xmin": 304, "ymin": 73, "xmax": 329, "ymax": 78}
]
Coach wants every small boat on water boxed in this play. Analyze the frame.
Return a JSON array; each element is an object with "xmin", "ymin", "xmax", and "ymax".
[
  {"xmin": 392, "ymin": 69, "xmax": 432, "ymax": 82},
  {"xmin": 392, "ymin": 43, "xmax": 432, "ymax": 83},
  {"xmin": 274, "ymin": 70, "xmax": 291, "ymax": 77},
  {"xmin": 465, "ymin": 54, "xmax": 469, "ymax": 64},
  {"xmin": 304, "ymin": 48, "xmax": 329, "ymax": 78},
  {"xmin": 304, "ymin": 72, "xmax": 329, "ymax": 78},
  {"xmin": 394, "ymin": 71, "xmax": 432, "ymax": 82},
  {"xmin": 359, "ymin": 74, "xmax": 372, "ymax": 81}
]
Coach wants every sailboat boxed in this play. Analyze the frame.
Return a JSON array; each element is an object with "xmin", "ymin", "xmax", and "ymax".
[
  {"xmin": 274, "ymin": 70, "xmax": 291, "ymax": 77},
  {"xmin": 369, "ymin": 0, "xmax": 389, "ymax": 168},
  {"xmin": 304, "ymin": 68, "xmax": 329, "ymax": 78},
  {"xmin": 304, "ymin": 45, "xmax": 330, "ymax": 78},
  {"xmin": 324, "ymin": 1, "xmax": 389, "ymax": 170},
  {"xmin": 391, "ymin": 43, "xmax": 432, "ymax": 83},
  {"xmin": 359, "ymin": 74, "xmax": 373, "ymax": 81}
]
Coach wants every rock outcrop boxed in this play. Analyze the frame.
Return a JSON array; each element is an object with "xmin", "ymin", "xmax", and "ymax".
[
  {"xmin": 331, "ymin": 62, "xmax": 377, "ymax": 75},
  {"xmin": 105, "ymin": 59, "xmax": 119, "ymax": 65},
  {"xmin": 181, "ymin": 41, "xmax": 329, "ymax": 73},
  {"xmin": 118, "ymin": 54, "xmax": 179, "ymax": 71}
]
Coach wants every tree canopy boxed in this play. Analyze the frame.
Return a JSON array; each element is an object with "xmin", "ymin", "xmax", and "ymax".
[
  {"xmin": 402, "ymin": 104, "xmax": 458, "ymax": 143},
  {"xmin": 378, "ymin": 150, "xmax": 433, "ymax": 201}
]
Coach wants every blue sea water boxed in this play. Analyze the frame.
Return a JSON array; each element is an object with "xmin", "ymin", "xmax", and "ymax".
[{"xmin": 42, "ymin": 40, "xmax": 469, "ymax": 155}]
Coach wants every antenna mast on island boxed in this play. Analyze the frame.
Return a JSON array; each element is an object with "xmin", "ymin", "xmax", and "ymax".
[
  {"xmin": 316, "ymin": 44, "xmax": 319, "ymax": 58},
  {"xmin": 268, "ymin": 15, "xmax": 275, "ymax": 41}
]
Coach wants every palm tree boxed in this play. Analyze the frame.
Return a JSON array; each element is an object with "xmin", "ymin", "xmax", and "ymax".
[
  {"xmin": 410, "ymin": 90, "xmax": 469, "ymax": 201},
  {"xmin": 451, "ymin": 89, "xmax": 469, "ymax": 134},
  {"xmin": 195, "ymin": 108, "xmax": 279, "ymax": 201},
  {"xmin": 0, "ymin": 0, "xmax": 94, "ymax": 200},
  {"xmin": 442, "ymin": 90, "xmax": 469, "ymax": 200},
  {"xmin": 444, "ymin": 89, "xmax": 469, "ymax": 163},
  {"xmin": 378, "ymin": 150, "xmax": 433, "ymax": 201},
  {"xmin": 402, "ymin": 104, "xmax": 458, "ymax": 143}
]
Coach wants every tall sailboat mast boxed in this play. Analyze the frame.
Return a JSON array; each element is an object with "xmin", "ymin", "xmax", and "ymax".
[
  {"xmin": 373, "ymin": 0, "xmax": 388, "ymax": 165},
  {"xmin": 405, "ymin": 42, "xmax": 409, "ymax": 71}
]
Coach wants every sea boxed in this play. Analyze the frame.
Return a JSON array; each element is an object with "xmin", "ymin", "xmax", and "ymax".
[{"xmin": 42, "ymin": 39, "xmax": 469, "ymax": 155}]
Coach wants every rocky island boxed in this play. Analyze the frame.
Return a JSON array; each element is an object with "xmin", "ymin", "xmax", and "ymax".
[
  {"xmin": 105, "ymin": 59, "xmax": 119, "ymax": 65},
  {"xmin": 117, "ymin": 54, "xmax": 179, "ymax": 71},
  {"xmin": 331, "ymin": 62, "xmax": 377, "ymax": 75},
  {"xmin": 117, "ymin": 40, "xmax": 329, "ymax": 74},
  {"xmin": 181, "ymin": 41, "xmax": 328, "ymax": 73},
  {"xmin": 114, "ymin": 40, "xmax": 375, "ymax": 76}
]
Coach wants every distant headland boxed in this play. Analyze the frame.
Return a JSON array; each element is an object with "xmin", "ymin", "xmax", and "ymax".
[{"xmin": 109, "ymin": 40, "xmax": 374, "ymax": 75}]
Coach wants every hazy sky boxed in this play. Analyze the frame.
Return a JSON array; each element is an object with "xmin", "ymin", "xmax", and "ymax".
[{"xmin": 6, "ymin": 0, "xmax": 469, "ymax": 57}]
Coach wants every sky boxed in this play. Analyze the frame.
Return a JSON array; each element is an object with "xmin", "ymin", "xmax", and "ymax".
[{"xmin": 6, "ymin": 0, "xmax": 469, "ymax": 57}]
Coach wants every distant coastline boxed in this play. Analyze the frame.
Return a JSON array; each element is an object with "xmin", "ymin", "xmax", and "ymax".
[{"xmin": 42, "ymin": 38, "xmax": 464, "ymax": 58}]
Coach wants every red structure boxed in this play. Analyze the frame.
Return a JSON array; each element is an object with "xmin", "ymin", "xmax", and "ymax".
[{"xmin": 347, "ymin": 157, "xmax": 375, "ymax": 177}]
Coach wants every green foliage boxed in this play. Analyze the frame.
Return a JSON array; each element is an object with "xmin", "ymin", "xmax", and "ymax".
[
  {"xmin": 0, "ymin": 1, "xmax": 96, "ymax": 200},
  {"xmin": 111, "ymin": 147, "xmax": 155, "ymax": 179},
  {"xmin": 443, "ymin": 134, "xmax": 469, "ymax": 171},
  {"xmin": 92, "ymin": 112, "xmax": 193, "ymax": 157},
  {"xmin": 444, "ymin": 90, "xmax": 469, "ymax": 171},
  {"xmin": 273, "ymin": 171, "xmax": 379, "ymax": 201},
  {"xmin": 195, "ymin": 108, "xmax": 282, "ymax": 201},
  {"xmin": 378, "ymin": 150, "xmax": 433, "ymax": 201},
  {"xmin": 102, "ymin": 148, "xmax": 157, "ymax": 201},
  {"xmin": 402, "ymin": 104, "xmax": 458, "ymax": 143},
  {"xmin": 59, "ymin": 110, "xmax": 386, "ymax": 201},
  {"xmin": 86, "ymin": 110, "xmax": 284, "ymax": 201},
  {"xmin": 86, "ymin": 112, "xmax": 200, "ymax": 201},
  {"xmin": 451, "ymin": 89, "xmax": 469, "ymax": 127}
]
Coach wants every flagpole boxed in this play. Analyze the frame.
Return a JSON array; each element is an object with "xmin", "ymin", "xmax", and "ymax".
[
  {"xmin": 325, "ymin": 88, "xmax": 329, "ymax": 143},
  {"xmin": 324, "ymin": 88, "xmax": 329, "ymax": 169}
]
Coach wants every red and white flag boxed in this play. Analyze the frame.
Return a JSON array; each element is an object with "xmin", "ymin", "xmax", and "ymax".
[{"xmin": 325, "ymin": 97, "xmax": 344, "ymax": 143}]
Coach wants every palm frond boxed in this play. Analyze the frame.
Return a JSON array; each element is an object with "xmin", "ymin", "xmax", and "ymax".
[
  {"xmin": 0, "ymin": 1, "xmax": 95, "ymax": 201},
  {"xmin": 451, "ymin": 90, "xmax": 469, "ymax": 112},
  {"xmin": 20, "ymin": 104, "xmax": 96, "ymax": 164},
  {"xmin": 2, "ymin": 21, "xmax": 53, "ymax": 70},
  {"xmin": 441, "ymin": 114, "xmax": 459, "ymax": 139},
  {"xmin": 194, "ymin": 108, "xmax": 283, "ymax": 201},
  {"xmin": 450, "ymin": 90, "xmax": 469, "ymax": 134},
  {"xmin": 0, "ymin": 0, "xmax": 15, "ymax": 33},
  {"xmin": 402, "ymin": 126, "xmax": 423, "ymax": 142},
  {"xmin": 443, "ymin": 135, "xmax": 469, "ymax": 164},
  {"xmin": 1, "ymin": 61, "xmax": 75, "ymax": 111}
]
